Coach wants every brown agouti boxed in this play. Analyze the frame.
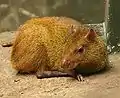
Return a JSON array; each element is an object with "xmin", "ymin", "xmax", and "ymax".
[{"xmin": 10, "ymin": 16, "xmax": 108, "ymax": 81}]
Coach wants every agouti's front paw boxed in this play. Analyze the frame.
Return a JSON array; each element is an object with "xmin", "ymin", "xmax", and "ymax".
[{"xmin": 76, "ymin": 74, "xmax": 84, "ymax": 81}]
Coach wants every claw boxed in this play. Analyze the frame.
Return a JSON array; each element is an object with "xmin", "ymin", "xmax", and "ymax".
[{"xmin": 77, "ymin": 74, "xmax": 84, "ymax": 81}]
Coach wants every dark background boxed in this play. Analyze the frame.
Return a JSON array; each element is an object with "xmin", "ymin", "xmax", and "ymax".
[
  {"xmin": 0, "ymin": 0, "xmax": 105, "ymax": 32},
  {"xmin": 1, "ymin": 0, "xmax": 120, "ymax": 53}
]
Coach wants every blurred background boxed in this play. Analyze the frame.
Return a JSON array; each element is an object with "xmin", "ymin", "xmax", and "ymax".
[
  {"xmin": 0, "ymin": 0, "xmax": 120, "ymax": 53},
  {"xmin": 0, "ymin": 0, "xmax": 105, "ymax": 32}
]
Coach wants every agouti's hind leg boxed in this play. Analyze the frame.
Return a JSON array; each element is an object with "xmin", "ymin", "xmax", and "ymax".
[{"xmin": 1, "ymin": 41, "xmax": 13, "ymax": 47}]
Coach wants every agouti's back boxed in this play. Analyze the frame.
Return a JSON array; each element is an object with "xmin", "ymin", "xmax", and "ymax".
[{"xmin": 11, "ymin": 16, "xmax": 108, "ymax": 79}]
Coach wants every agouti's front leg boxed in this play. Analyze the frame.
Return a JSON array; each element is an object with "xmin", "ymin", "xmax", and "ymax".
[
  {"xmin": 36, "ymin": 71, "xmax": 71, "ymax": 78},
  {"xmin": 36, "ymin": 70, "xmax": 84, "ymax": 81}
]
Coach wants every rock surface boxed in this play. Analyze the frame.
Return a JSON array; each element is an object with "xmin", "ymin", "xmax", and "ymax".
[{"xmin": 0, "ymin": 40, "xmax": 120, "ymax": 98}]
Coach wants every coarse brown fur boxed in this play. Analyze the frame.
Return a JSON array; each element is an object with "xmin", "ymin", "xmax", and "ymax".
[{"xmin": 10, "ymin": 16, "xmax": 108, "ymax": 79}]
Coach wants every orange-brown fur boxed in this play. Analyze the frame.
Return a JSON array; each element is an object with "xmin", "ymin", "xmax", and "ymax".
[{"xmin": 11, "ymin": 16, "xmax": 108, "ymax": 75}]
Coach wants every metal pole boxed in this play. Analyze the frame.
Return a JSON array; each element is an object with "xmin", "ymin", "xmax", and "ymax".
[{"xmin": 105, "ymin": 0, "xmax": 120, "ymax": 53}]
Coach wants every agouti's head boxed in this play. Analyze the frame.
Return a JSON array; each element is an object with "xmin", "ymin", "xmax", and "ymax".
[{"xmin": 62, "ymin": 27, "xmax": 108, "ymax": 74}]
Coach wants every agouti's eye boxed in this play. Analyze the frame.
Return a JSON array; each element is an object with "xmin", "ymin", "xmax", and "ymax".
[
  {"xmin": 74, "ymin": 45, "xmax": 85, "ymax": 54},
  {"xmin": 78, "ymin": 47, "xmax": 84, "ymax": 53}
]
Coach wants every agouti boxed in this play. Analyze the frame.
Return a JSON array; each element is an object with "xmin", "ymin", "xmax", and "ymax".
[{"xmin": 10, "ymin": 16, "xmax": 108, "ymax": 81}]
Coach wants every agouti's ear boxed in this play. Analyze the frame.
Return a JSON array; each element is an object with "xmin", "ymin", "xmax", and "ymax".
[{"xmin": 85, "ymin": 29, "xmax": 96, "ymax": 41}]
